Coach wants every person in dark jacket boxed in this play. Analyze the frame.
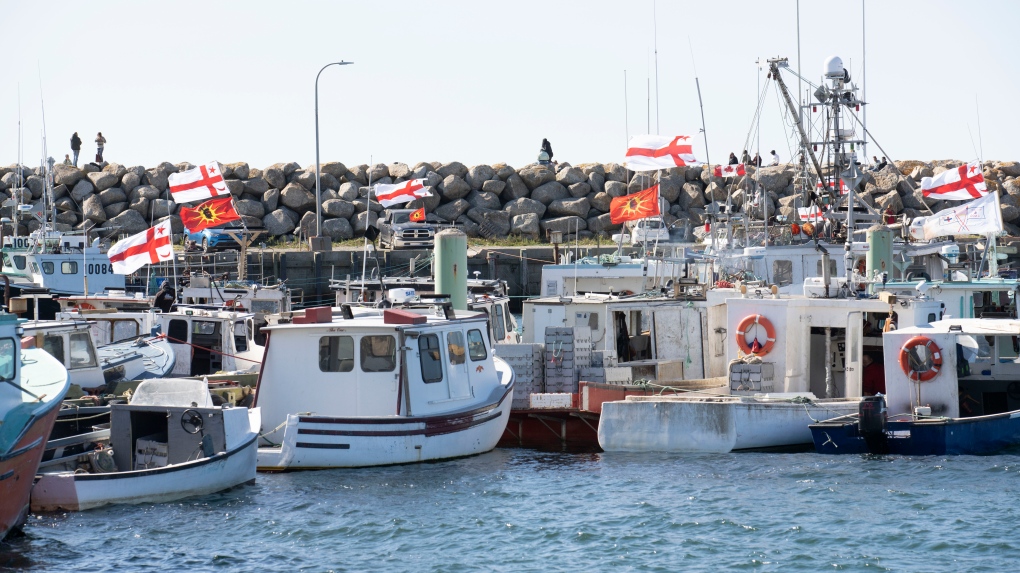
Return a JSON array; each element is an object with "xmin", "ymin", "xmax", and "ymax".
[
  {"xmin": 539, "ymin": 138, "xmax": 554, "ymax": 164},
  {"xmin": 728, "ymin": 152, "xmax": 739, "ymax": 165},
  {"xmin": 70, "ymin": 132, "xmax": 82, "ymax": 167},
  {"xmin": 153, "ymin": 280, "xmax": 176, "ymax": 313}
]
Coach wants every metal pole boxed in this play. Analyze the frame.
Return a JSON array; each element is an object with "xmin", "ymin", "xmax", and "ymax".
[{"xmin": 314, "ymin": 61, "xmax": 353, "ymax": 241}]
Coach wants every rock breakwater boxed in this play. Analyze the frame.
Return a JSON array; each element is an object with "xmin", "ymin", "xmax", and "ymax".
[{"xmin": 1, "ymin": 158, "xmax": 1019, "ymax": 241}]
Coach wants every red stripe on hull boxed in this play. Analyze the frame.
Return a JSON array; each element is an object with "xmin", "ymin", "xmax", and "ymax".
[{"xmin": 0, "ymin": 403, "xmax": 62, "ymax": 541}]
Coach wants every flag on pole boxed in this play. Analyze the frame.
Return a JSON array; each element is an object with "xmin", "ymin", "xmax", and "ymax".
[
  {"xmin": 373, "ymin": 179, "xmax": 431, "ymax": 208},
  {"xmin": 816, "ymin": 177, "xmax": 849, "ymax": 195},
  {"xmin": 713, "ymin": 164, "xmax": 746, "ymax": 178},
  {"xmin": 180, "ymin": 195, "xmax": 241, "ymax": 233},
  {"xmin": 623, "ymin": 135, "xmax": 698, "ymax": 171},
  {"xmin": 409, "ymin": 207, "xmax": 426, "ymax": 222},
  {"xmin": 169, "ymin": 162, "xmax": 230, "ymax": 204},
  {"xmin": 609, "ymin": 184, "xmax": 660, "ymax": 224},
  {"xmin": 798, "ymin": 205, "xmax": 826, "ymax": 222},
  {"xmin": 921, "ymin": 162, "xmax": 988, "ymax": 200},
  {"xmin": 908, "ymin": 190, "xmax": 1003, "ymax": 241},
  {"xmin": 108, "ymin": 220, "xmax": 175, "ymax": 275}
]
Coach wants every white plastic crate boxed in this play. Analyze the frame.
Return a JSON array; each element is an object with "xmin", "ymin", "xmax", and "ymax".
[{"xmin": 529, "ymin": 393, "xmax": 574, "ymax": 409}]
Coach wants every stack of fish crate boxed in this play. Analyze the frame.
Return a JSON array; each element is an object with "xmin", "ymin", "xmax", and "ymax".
[{"xmin": 495, "ymin": 343, "xmax": 544, "ymax": 409}]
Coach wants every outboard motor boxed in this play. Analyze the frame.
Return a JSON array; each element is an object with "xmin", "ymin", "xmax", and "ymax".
[{"xmin": 858, "ymin": 395, "xmax": 889, "ymax": 454}]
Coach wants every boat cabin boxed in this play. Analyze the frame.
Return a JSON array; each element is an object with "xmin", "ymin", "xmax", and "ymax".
[{"xmin": 22, "ymin": 320, "xmax": 105, "ymax": 390}]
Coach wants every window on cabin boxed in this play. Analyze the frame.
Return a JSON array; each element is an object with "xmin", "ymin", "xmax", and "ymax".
[
  {"xmin": 61, "ymin": 261, "xmax": 77, "ymax": 274},
  {"xmin": 773, "ymin": 260, "xmax": 793, "ymax": 287},
  {"xmin": 447, "ymin": 331, "xmax": 466, "ymax": 365},
  {"xmin": 68, "ymin": 331, "xmax": 97, "ymax": 369},
  {"xmin": 493, "ymin": 305, "xmax": 506, "ymax": 341},
  {"xmin": 192, "ymin": 321, "xmax": 218, "ymax": 335},
  {"xmin": 13, "ymin": 256, "xmax": 26, "ymax": 270},
  {"xmin": 998, "ymin": 336, "xmax": 1019, "ymax": 362},
  {"xmin": 41, "ymin": 262, "xmax": 54, "ymax": 274},
  {"xmin": 815, "ymin": 259, "xmax": 837, "ymax": 276},
  {"xmin": 318, "ymin": 336, "xmax": 354, "ymax": 372},
  {"xmin": 467, "ymin": 329, "xmax": 487, "ymax": 361},
  {"xmin": 42, "ymin": 334, "xmax": 65, "ymax": 364},
  {"xmin": 167, "ymin": 319, "xmax": 188, "ymax": 342},
  {"xmin": 234, "ymin": 322, "xmax": 247, "ymax": 352},
  {"xmin": 252, "ymin": 319, "xmax": 268, "ymax": 346},
  {"xmin": 361, "ymin": 335, "xmax": 396, "ymax": 372},
  {"xmin": 0, "ymin": 338, "xmax": 14, "ymax": 380},
  {"xmin": 418, "ymin": 334, "xmax": 443, "ymax": 383},
  {"xmin": 112, "ymin": 320, "xmax": 139, "ymax": 342}
]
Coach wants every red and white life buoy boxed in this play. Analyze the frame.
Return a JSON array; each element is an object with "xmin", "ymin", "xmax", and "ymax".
[
  {"xmin": 899, "ymin": 335, "xmax": 943, "ymax": 382},
  {"xmin": 735, "ymin": 314, "xmax": 776, "ymax": 356}
]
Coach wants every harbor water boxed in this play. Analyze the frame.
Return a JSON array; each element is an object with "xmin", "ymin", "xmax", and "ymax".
[{"xmin": 4, "ymin": 449, "xmax": 1020, "ymax": 572}]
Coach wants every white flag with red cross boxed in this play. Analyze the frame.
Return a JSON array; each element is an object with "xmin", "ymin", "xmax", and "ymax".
[
  {"xmin": 373, "ymin": 179, "xmax": 431, "ymax": 208},
  {"xmin": 714, "ymin": 164, "xmax": 746, "ymax": 178},
  {"xmin": 108, "ymin": 220, "xmax": 175, "ymax": 274},
  {"xmin": 816, "ymin": 177, "xmax": 849, "ymax": 195},
  {"xmin": 909, "ymin": 190, "xmax": 1002, "ymax": 240},
  {"xmin": 921, "ymin": 162, "xmax": 988, "ymax": 200},
  {"xmin": 623, "ymin": 135, "xmax": 699, "ymax": 171},
  {"xmin": 798, "ymin": 205, "xmax": 826, "ymax": 222},
  {"xmin": 169, "ymin": 162, "xmax": 230, "ymax": 204}
]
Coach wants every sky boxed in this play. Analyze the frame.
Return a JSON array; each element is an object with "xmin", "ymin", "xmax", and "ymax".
[{"xmin": 3, "ymin": 0, "xmax": 1017, "ymax": 172}]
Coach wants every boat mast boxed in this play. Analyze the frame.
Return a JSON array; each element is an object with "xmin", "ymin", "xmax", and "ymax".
[{"xmin": 653, "ymin": 0, "xmax": 659, "ymax": 135}]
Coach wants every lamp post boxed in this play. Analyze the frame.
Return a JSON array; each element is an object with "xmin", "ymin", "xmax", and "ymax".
[{"xmin": 313, "ymin": 60, "xmax": 353, "ymax": 251}]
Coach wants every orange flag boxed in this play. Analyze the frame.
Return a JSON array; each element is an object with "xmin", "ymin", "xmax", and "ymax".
[
  {"xmin": 609, "ymin": 184, "xmax": 660, "ymax": 224},
  {"xmin": 409, "ymin": 207, "xmax": 426, "ymax": 222},
  {"xmin": 180, "ymin": 195, "xmax": 241, "ymax": 232}
]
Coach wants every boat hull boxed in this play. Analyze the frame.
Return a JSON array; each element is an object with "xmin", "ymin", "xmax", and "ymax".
[
  {"xmin": 257, "ymin": 390, "xmax": 513, "ymax": 470},
  {"xmin": 31, "ymin": 433, "xmax": 257, "ymax": 512},
  {"xmin": 811, "ymin": 410, "xmax": 1020, "ymax": 456},
  {"xmin": 0, "ymin": 398, "xmax": 62, "ymax": 542},
  {"xmin": 599, "ymin": 396, "xmax": 861, "ymax": 453}
]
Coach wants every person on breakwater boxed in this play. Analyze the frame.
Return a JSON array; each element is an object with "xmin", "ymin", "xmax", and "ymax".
[
  {"xmin": 741, "ymin": 149, "xmax": 751, "ymax": 165},
  {"xmin": 538, "ymin": 138, "xmax": 554, "ymax": 165},
  {"xmin": 63, "ymin": 154, "xmax": 72, "ymax": 166},
  {"xmin": 95, "ymin": 132, "xmax": 107, "ymax": 163},
  {"xmin": 769, "ymin": 150, "xmax": 780, "ymax": 166},
  {"xmin": 728, "ymin": 152, "xmax": 738, "ymax": 165},
  {"xmin": 752, "ymin": 152, "xmax": 762, "ymax": 167},
  {"xmin": 70, "ymin": 132, "xmax": 82, "ymax": 167}
]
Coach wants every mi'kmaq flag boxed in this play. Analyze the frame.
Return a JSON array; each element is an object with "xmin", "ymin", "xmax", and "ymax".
[
  {"xmin": 798, "ymin": 205, "xmax": 826, "ymax": 222},
  {"xmin": 108, "ymin": 220, "xmax": 174, "ymax": 275},
  {"xmin": 817, "ymin": 177, "xmax": 849, "ymax": 195},
  {"xmin": 714, "ymin": 164, "xmax": 746, "ymax": 178},
  {"xmin": 374, "ymin": 179, "xmax": 431, "ymax": 208},
  {"xmin": 623, "ymin": 135, "xmax": 699, "ymax": 171},
  {"xmin": 610, "ymin": 184, "xmax": 660, "ymax": 225},
  {"xmin": 921, "ymin": 162, "xmax": 988, "ymax": 200},
  {"xmin": 180, "ymin": 195, "xmax": 241, "ymax": 233},
  {"xmin": 169, "ymin": 162, "xmax": 230, "ymax": 204},
  {"xmin": 909, "ymin": 190, "xmax": 1003, "ymax": 241}
]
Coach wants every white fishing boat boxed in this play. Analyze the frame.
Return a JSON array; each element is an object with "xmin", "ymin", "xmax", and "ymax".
[
  {"xmin": 254, "ymin": 299, "xmax": 515, "ymax": 470},
  {"xmin": 31, "ymin": 378, "xmax": 259, "ymax": 511}
]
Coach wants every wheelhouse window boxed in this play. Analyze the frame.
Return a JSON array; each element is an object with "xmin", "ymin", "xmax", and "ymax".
[
  {"xmin": 361, "ymin": 335, "xmax": 396, "ymax": 372},
  {"xmin": 167, "ymin": 319, "xmax": 189, "ymax": 341},
  {"xmin": 493, "ymin": 305, "xmax": 506, "ymax": 341},
  {"xmin": 0, "ymin": 338, "xmax": 15, "ymax": 380},
  {"xmin": 816, "ymin": 259, "xmax": 837, "ymax": 276},
  {"xmin": 467, "ymin": 329, "xmax": 487, "ymax": 361},
  {"xmin": 418, "ymin": 334, "xmax": 444, "ymax": 383},
  {"xmin": 12, "ymin": 255, "xmax": 26, "ymax": 270},
  {"xmin": 319, "ymin": 336, "xmax": 354, "ymax": 372},
  {"xmin": 61, "ymin": 261, "xmax": 78, "ymax": 274},
  {"xmin": 111, "ymin": 320, "xmax": 139, "ymax": 342},
  {"xmin": 192, "ymin": 321, "xmax": 218, "ymax": 335},
  {"xmin": 41, "ymin": 262, "xmax": 54, "ymax": 274},
  {"xmin": 42, "ymin": 334, "xmax": 65, "ymax": 365},
  {"xmin": 447, "ymin": 331, "xmax": 466, "ymax": 365},
  {"xmin": 773, "ymin": 259, "xmax": 793, "ymax": 287},
  {"xmin": 234, "ymin": 321, "xmax": 248, "ymax": 352},
  {"xmin": 68, "ymin": 331, "xmax": 98, "ymax": 369}
]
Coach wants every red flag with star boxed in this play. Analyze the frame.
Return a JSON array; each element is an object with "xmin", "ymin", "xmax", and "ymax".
[
  {"xmin": 610, "ymin": 184, "xmax": 660, "ymax": 225},
  {"xmin": 180, "ymin": 195, "xmax": 241, "ymax": 233},
  {"xmin": 169, "ymin": 162, "xmax": 230, "ymax": 203},
  {"xmin": 921, "ymin": 162, "xmax": 988, "ymax": 200}
]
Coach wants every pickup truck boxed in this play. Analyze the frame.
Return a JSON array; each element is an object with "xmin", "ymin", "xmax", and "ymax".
[{"xmin": 378, "ymin": 209, "xmax": 435, "ymax": 250}]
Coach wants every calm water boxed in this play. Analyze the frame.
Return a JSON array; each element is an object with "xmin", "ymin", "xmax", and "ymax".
[{"xmin": 3, "ymin": 449, "xmax": 1020, "ymax": 572}]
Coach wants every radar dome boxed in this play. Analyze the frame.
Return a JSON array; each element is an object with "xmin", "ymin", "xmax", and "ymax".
[{"xmin": 824, "ymin": 56, "xmax": 844, "ymax": 78}]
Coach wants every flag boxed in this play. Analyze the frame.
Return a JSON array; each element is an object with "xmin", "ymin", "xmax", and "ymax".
[
  {"xmin": 623, "ymin": 135, "xmax": 698, "ymax": 171},
  {"xmin": 374, "ymin": 179, "xmax": 431, "ymax": 208},
  {"xmin": 816, "ymin": 177, "xmax": 849, "ymax": 195},
  {"xmin": 108, "ymin": 220, "xmax": 174, "ymax": 275},
  {"xmin": 798, "ymin": 206, "xmax": 826, "ymax": 222},
  {"xmin": 409, "ymin": 207, "xmax": 426, "ymax": 222},
  {"xmin": 908, "ymin": 190, "xmax": 1003, "ymax": 241},
  {"xmin": 169, "ymin": 162, "xmax": 230, "ymax": 204},
  {"xmin": 610, "ymin": 184, "xmax": 660, "ymax": 225},
  {"xmin": 180, "ymin": 195, "xmax": 241, "ymax": 233},
  {"xmin": 714, "ymin": 164, "xmax": 746, "ymax": 178},
  {"xmin": 921, "ymin": 162, "xmax": 988, "ymax": 200}
]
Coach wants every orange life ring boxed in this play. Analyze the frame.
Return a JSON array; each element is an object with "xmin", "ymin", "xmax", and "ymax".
[
  {"xmin": 899, "ymin": 335, "xmax": 943, "ymax": 382},
  {"xmin": 735, "ymin": 314, "xmax": 776, "ymax": 356},
  {"xmin": 78, "ymin": 302, "xmax": 96, "ymax": 310}
]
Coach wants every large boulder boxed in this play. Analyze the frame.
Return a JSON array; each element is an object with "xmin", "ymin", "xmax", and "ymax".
[
  {"xmin": 511, "ymin": 213, "xmax": 540, "ymax": 236},
  {"xmin": 150, "ymin": 199, "xmax": 175, "ymax": 218},
  {"xmin": 586, "ymin": 213, "xmax": 620, "ymax": 234},
  {"xmin": 437, "ymin": 161, "xmax": 468, "ymax": 179},
  {"xmin": 604, "ymin": 163, "xmax": 628, "ymax": 182},
  {"xmin": 679, "ymin": 182, "xmax": 706, "ymax": 210},
  {"xmin": 547, "ymin": 197, "xmax": 590, "ymax": 218},
  {"xmin": 406, "ymin": 188, "xmax": 441, "ymax": 211},
  {"xmin": 25, "ymin": 175, "xmax": 44, "ymax": 198},
  {"xmin": 875, "ymin": 189, "xmax": 904, "ymax": 214},
  {"xmin": 518, "ymin": 165, "xmax": 556, "ymax": 190},
  {"xmin": 290, "ymin": 169, "xmax": 317, "ymax": 191},
  {"xmin": 434, "ymin": 198, "xmax": 471, "ymax": 222},
  {"xmin": 555, "ymin": 167, "xmax": 586, "ymax": 186},
  {"xmin": 280, "ymin": 182, "xmax": 315, "ymax": 211},
  {"xmin": 604, "ymin": 180, "xmax": 627, "ymax": 197},
  {"xmin": 70, "ymin": 179, "xmax": 95, "ymax": 202},
  {"xmin": 336, "ymin": 181, "xmax": 359, "ymax": 202},
  {"xmin": 481, "ymin": 179, "xmax": 506, "ymax": 196},
  {"xmin": 540, "ymin": 216, "xmax": 587, "ymax": 235},
  {"xmin": 102, "ymin": 208, "xmax": 148, "ymax": 235},
  {"xmin": 103, "ymin": 202, "xmax": 127, "ymax": 219},
  {"xmin": 53, "ymin": 165, "xmax": 84, "ymax": 187},
  {"xmin": 262, "ymin": 187, "xmax": 280, "ymax": 213},
  {"xmin": 568, "ymin": 182, "xmax": 591, "ymax": 198},
  {"xmin": 322, "ymin": 199, "xmax": 355, "ymax": 219},
  {"xmin": 102, "ymin": 162, "xmax": 128, "ymax": 179},
  {"xmin": 465, "ymin": 190, "xmax": 501, "ymax": 211},
  {"xmin": 320, "ymin": 161, "xmax": 347, "ymax": 179},
  {"xmin": 658, "ymin": 174, "xmax": 682, "ymax": 203},
  {"xmin": 51, "ymin": 184, "xmax": 68, "ymax": 201},
  {"xmin": 225, "ymin": 162, "xmax": 250, "ymax": 179},
  {"xmin": 128, "ymin": 196, "xmax": 149, "ymax": 217},
  {"xmin": 503, "ymin": 197, "xmax": 546, "ymax": 219},
  {"xmin": 351, "ymin": 211, "xmax": 378, "ymax": 236},
  {"xmin": 530, "ymin": 181, "xmax": 569, "ymax": 205},
  {"xmin": 386, "ymin": 163, "xmax": 410, "ymax": 179},
  {"xmin": 590, "ymin": 192, "xmax": 612, "ymax": 212},
  {"xmin": 263, "ymin": 167, "xmax": 286, "ymax": 189},
  {"xmin": 121, "ymin": 171, "xmax": 141, "ymax": 192},
  {"xmin": 130, "ymin": 185, "xmax": 161, "ymax": 201},
  {"xmin": 466, "ymin": 164, "xmax": 495, "ymax": 190},
  {"xmin": 87, "ymin": 171, "xmax": 119, "ymax": 192},
  {"xmin": 83, "ymin": 194, "xmax": 107, "ymax": 223},
  {"xmin": 263, "ymin": 209, "xmax": 296, "ymax": 236},
  {"xmin": 322, "ymin": 217, "xmax": 354, "ymax": 241},
  {"xmin": 502, "ymin": 174, "xmax": 530, "ymax": 201},
  {"xmin": 234, "ymin": 199, "xmax": 266, "ymax": 218},
  {"xmin": 143, "ymin": 168, "xmax": 169, "ymax": 192},
  {"xmin": 439, "ymin": 175, "xmax": 471, "ymax": 201},
  {"xmin": 471, "ymin": 209, "xmax": 511, "ymax": 238},
  {"xmin": 243, "ymin": 177, "xmax": 270, "ymax": 197},
  {"xmin": 224, "ymin": 179, "xmax": 245, "ymax": 197}
]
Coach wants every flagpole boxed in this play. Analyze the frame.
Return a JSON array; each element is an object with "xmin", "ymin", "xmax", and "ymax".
[
  {"xmin": 361, "ymin": 155, "xmax": 372, "ymax": 300},
  {"xmin": 314, "ymin": 60, "xmax": 353, "ymax": 251}
]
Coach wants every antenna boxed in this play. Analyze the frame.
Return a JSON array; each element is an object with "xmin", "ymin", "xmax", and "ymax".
[
  {"xmin": 624, "ymin": 70, "xmax": 630, "ymax": 146},
  {"xmin": 653, "ymin": 0, "xmax": 660, "ymax": 135},
  {"xmin": 976, "ymin": 96, "xmax": 983, "ymax": 161}
]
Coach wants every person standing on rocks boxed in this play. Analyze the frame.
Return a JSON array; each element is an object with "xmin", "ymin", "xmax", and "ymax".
[
  {"xmin": 95, "ymin": 132, "xmax": 107, "ymax": 163},
  {"xmin": 728, "ymin": 152, "xmax": 738, "ymax": 165},
  {"xmin": 741, "ymin": 149, "xmax": 751, "ymax": 165},
  {"xmin": 70, "ymin": 132, "xmax": 82, "ymax": 167},
  {"xmin": 538, "ymin": 138, "xmax": 554, "ymax": 165}
]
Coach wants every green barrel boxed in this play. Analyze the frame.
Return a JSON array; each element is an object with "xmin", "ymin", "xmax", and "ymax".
[
  {"xmin": 435, "ymin": 228, "xmax": 468, "ymax": 310},
  {"xmin": 866, "ymin": 225, "xmax": 894, "ymax": 290}
]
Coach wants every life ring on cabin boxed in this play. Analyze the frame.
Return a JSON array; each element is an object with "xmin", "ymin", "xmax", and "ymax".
[
  {"xmin": 735, "ymin": 314, "xmax": 776, "ymax": 356},
  {"xmin": 898, "ymin": 335, "xmax": 943, "ymax": 382},
  {"xmin": 78, "ymin": 302, "xmax": 96, "ymax": 310}
]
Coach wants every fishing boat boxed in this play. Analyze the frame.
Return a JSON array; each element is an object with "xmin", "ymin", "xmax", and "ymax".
[
  {"xmin": 31, "ymin": 378, "xmax": 259, "ymax": 511},
  {"xmin": 254, "ymin": 300, "xmax": 514, "ymax": 470},
  {"xmin": 0, "ymin": 312, "xmax": 70, "ymax": 542},
  {"xmin": 811, "ymin": 318, "xmax": 1020, "ymax": 455}
]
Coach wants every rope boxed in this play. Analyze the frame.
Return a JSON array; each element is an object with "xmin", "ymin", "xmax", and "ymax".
[
  {"xmin": 164, "ymin": 334, "xmax": 262, "ymax": 364},
  {"xmin": 482, "ymin": 250, "xmax": 556, "ymax": 265}
]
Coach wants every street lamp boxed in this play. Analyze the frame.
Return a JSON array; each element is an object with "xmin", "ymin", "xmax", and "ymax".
[{"xmin": 313, "ymin": 60, "xmax": 353, "ymax": 252}]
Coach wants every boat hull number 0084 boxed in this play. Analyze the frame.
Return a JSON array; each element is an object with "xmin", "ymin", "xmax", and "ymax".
[{"xmin": 87, "ymin": 263, "xmax": 113, "ymax": 274}]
